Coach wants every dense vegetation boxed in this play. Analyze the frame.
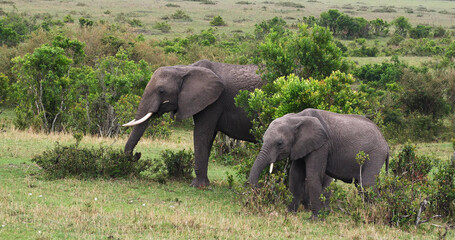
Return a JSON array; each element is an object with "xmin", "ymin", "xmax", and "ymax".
[{"xmin": 1, "ymin": 1, "xmax": 455, "ymax": 237}]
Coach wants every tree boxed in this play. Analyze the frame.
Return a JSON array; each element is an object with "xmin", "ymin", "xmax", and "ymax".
[
  {"xmin": 409, "ymin": 25, "xmax": 432, "ymax": 39},
  {"xmin": 12, "ymin": 45, "xmax": 72, "ymax": 132},
  {"xmin": 0, "ymin": 73, "xmax": 8, "ymax": 104},
  {"xmin": 392, "ymin": 16, "xmax": 411, "ymax": 37},
  {"xmin": 238, "ymin": 24, "xmax": 358, "ymax": 140},
  {"xmin": 236, "ymin": 72, "xmax": 368, "ymax": 140},
  {"xmin": 370, "ymin": 18, "xmax": 389, "ymax": 36},
  {"xmin": 254, "ymin": 17, "xmax": 287, "ymax": 40},
  {"xmin": 210, "ymin": 16, "xmax": 227, "ymax": 26},
  {"xmin": 254, "ymin": 24, "xmax": 350, "ymax": 82}
]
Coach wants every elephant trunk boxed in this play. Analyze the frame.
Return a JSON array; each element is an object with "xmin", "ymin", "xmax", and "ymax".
[
  {"xmin": 248, "ymin": 149, "xmax": 271, "ymax": 187},
  {"xmin": 124, "ymin": 120, "xmax": 150, "ymax": 154}
]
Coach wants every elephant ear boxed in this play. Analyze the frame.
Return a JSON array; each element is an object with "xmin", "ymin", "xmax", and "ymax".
[
  {"xmin": 290, "ymin": 116, "xmax": 328, "ymax": 161},
  {"xmin": 176, "ymin": 67, "xmax": 225, "ymax": 121}
]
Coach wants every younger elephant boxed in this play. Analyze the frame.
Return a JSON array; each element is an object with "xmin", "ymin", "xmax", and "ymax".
[{"xmin": 248, "ymin": 108, "xmax": 389, "ymax": 219}]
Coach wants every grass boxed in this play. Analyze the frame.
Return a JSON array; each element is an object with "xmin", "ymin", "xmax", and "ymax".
[
  {"xmin": 1, "ymin": 116, "xmax": 454, "ymax": 238},
  {"xmin": 5, "ymin": 0, "xmax": 455, "ymax": 39}
]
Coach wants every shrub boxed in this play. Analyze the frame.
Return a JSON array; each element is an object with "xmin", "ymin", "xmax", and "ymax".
[
  {"xmin": 128, "ymin": 18, "xmax": 143, "ymax": 28},
  {"xmin": 11, "ymin": 44, "xmax": 72, "ymax": 132},
  {"xmin": 171, "ymin": 10, "xmax": 192, "ymax": 22},
  {"xmin": 78, "ymin": 17, "xmax": 93, "ymax": 28},
  {"xmin": 210, "ymin": 134, "xmax": 253, "ymax": 166},
  {"xmin": 210, "ymin": 16, "xmax": 227, "ymax": 26},
  {"xmin": 253, "ymin": 24, "xmax": 349, "ymax": 82},
  {"xmin": 399, "ymin": 69, "xmax": 451, "ymax": 119},
  {"xmin": 392, "ymin": 16, "xmax": 411, "ymax": 37},
  {"xmin": 433, "ymin": 26, "xmax": 446, "ymax": 38},
  {"xmin": 32, "ymin": 143, "xmax": 140, "ymax": 179},
  {"xmin": 387, "ymin": 34, "xmax": 404, "ymax": 46},
  {"xmin": 165, "ymin": 3, "xmax": 180, "ymax": 7},
  {"xmin": 390, "ymin": 143, "xmax": 433, "ymax": 182},
  {"xmin": 140, "ymin": 149, "xmax": 194, "ymax": 183},
  {"xmin": 0, "ymin": 73, "xmax": 8, "ymax": 104},
  {"xmin": 409, "ymin": 25, "xmax": 432, "ymax": 39},
  {"xmin": 63, "ymin": 14, "xmax": 74, "ymax": 23},
  {"xmin": 431, "ymin": 157, "xmax": 455, "ymax": 219},
  {"xmin": 33, "ymin": 141, "xmax": 194, "ymax": 183},
  {"xmin": 236, "ymin": 71, "xmax": 369, "ymax": 140},
  {"xmin": 275, "ymin": 2, "xmax": 304, "ymax": 8},
  {"xmin": 240, "ymin": 171, "xmax": 292, "ymax": 214},
  {"xmin": 153, "ymin": 21, "xmax": 171, "ymax": 33},
  {"xmin": 254, "ymin": 17, "xmax": 287, "ymax": 40}
]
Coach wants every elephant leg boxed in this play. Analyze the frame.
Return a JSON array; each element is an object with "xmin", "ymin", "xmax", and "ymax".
[
  {"xmin": 288, "ymin": 160, "xmax": 306, "ymax": 212},
  {"xmin": 190, "ymin": 110, "xmax": 220, "ymax": 188},
  {"xmin": 359, "ymin": 152, "xmax": 386, "ymax": 188},
  {"xmin": 305, "ymin": 145, "xmax": 328, "ymax": 220},
  {"xmin": 321, "ymin": 175, "xmax": 333, "ymax": 210}
]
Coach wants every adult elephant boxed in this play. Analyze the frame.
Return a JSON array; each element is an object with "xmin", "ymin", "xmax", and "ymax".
[
  {"xmin": 123, "ymin": 60, "xmax": 262, "ymax": 187},
  {"xmin": 248, "ymin": 108, "xmax": 389, "ymax": 219}
]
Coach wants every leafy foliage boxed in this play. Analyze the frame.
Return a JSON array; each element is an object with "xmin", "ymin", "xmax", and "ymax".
[
  {"xmin": 33, "ymin": 140, "xmax": 194, "ymax": 183},
  {"xmin": 0, "ymin": 73, "xmax": 9, "ymax": 104},
  {"xmin": 236, "ymin": 71, "xmax": 368, "ymax": 140},
  {"xmin": 12, "ymin": 44, "xmax": 72, "ymax": 132},
  {"xmin": 140, "ymin": 149, "xmax": 194, "ymax": 183},
  {"xmin": 253, "ymin": 24, "xmax": 350, "ymax": 82},
  {"xmin": 32, "ymin": 143, "xmax": 141, "ymax": 179},
  {"xmin": 328, "ymin": 144, "xmax": 455, "ymax": 228},
  {"xmin": 210, "ymin": 16, "xmax": 227, "ymax": 26},
  {"xmin": 240, "ymin": 171, "xmax": 292, "ymax": 215},
  {"xmin": 390, "ymin": 143, "xmax": 433, "ymax": 182}
]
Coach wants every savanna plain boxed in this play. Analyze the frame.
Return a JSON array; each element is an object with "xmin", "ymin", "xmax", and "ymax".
[{"xmin": 1, "ymin": 0, "xmax": 455, "ymax": 239}]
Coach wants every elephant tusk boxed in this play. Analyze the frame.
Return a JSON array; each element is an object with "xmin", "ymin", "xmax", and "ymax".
[
  {"xmin": 122, "ymin": 112, "xmax": 153, "ymax": 127},
  {"xmin": 269, "ymin": 163, "xmax": 274, "ymax": 174},
  {"xmin": 122, "ymin": 119, "xmax": 137, "ymax": 127},
  {"xmin": 162, "ymin": 100, "xmax": 170, "ymax": 104}
]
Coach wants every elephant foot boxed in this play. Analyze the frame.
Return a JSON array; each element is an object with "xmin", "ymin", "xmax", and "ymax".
[
  {"xmin": 309, "ymin": 214, "xmax": 319, "ymax": 221},
  {"xmin": 287, "ymin": 203, "xmax": 299, "ymax": 213},
  {"xmin": 190, "ymin": 178, "xmax": 210, "ymax": 188}
]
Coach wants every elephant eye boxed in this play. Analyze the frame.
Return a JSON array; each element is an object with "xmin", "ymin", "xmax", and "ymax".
[
  {"xmin": 277, "ymin": 139, "xmax": 284, "ymax": 146},
  {"xmin": 158, "ymin": 88, "xmax": 165, "ymax": 94}
]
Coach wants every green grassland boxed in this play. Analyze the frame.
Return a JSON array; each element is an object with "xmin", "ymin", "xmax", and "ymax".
[
  {"xmin": 1, "ymin": 110, "xmax": 454, "ymax": 239},
  {"xmin": 2, "ymin": 0, "xmax": 455, "ymax": 238},
  {"xmin": 4, "ymin": 0, "xmax": 455, "ymax": 39}
]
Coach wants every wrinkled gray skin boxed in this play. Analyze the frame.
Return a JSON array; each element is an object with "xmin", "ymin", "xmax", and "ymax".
[
  {"xmin": 249, "ymin": 108, "xmax": 389, "ymax": 219},
  {"xmin": 124, "ymin": 60, "xmax": 262, "ymax": 187}
]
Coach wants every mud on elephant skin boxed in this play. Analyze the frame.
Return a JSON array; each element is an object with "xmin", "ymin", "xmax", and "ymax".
[
  {"xmin": 248, "ymin": 108, "xmax": 389, "ymax": 219},
  {"xmin": 123, "ymin": 60, "xmax": 263, "ymax": 187}
]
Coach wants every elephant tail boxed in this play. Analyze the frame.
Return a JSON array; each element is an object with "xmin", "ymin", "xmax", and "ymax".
[{"xmin": 385, "ymin": 152, "xmax": 389, "ymax": 175}]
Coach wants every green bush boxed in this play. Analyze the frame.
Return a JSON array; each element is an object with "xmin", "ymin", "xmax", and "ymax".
[
  {"xmin": 171, "ymin": 10, "xmax": 192, "ymax": 22},
  {"xmin": 12, "ymin": 44, "xmax": 72, "ymax": 132},
  {"xmin": 236, "ymin": 71, "xmax": 369, "ymax": 140},
  {"xmin": 140, "ymin": 149, "xmax": 194, "ymax": 183},
  {"xmin": 431, "ymin": 158, "xmax": 455, "ymax": 219},
  {"xmin": 327, "ymin": 143, "xmax": 455, "ymax": 228},
  {"xmin": 240, "ymin": 171, "xmax": 292, "ymax": 215},
  {"xmin": 33, "ymin": 141, "xmax": 194, "ymax": 183},
  {"xmin": 409, "ymin": 25, "xmax": 432, "ymax": 39},
  {"xmin": 390, "ymin": 143, "xmax": 433, "ymax": 182},
  {"xmin": 32, "ymin": 143, "xmax": 140, "ymax": 179},
  {"xmin": 210, "ymin": 16, "xmax": 227, "ymax": 26},
  {"xmin": 153, "ymin": 21, "xmax": 171, "ymax": 33},
  {"xmin": 253, "ymin": 24, "xmax": 350, "ymax": 82},
  {"xmin": 0, "ymin": 73, "xmax": 8, "ymax": 104}
]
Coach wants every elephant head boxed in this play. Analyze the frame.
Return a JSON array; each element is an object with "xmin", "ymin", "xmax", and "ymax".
[
  {"xmin": 123, "ymin": 66, "xmax": 225, "ymax": 154},
  {"xmin": 248, "ymin": 115, "xmax": 328, "ymax": 186}
]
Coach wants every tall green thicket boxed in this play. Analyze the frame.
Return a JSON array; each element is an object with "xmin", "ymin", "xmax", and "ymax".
[
  {"xmin": 236, "ymin": 23, "xmax": 361, "ymax": 140},
  {"xmin": 328, "ymin": 143, "xmax": 455, "ymax": 227},
  {"xmin": 11, "ymin": 34, "xmax": 173, "ymax": 137}
]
